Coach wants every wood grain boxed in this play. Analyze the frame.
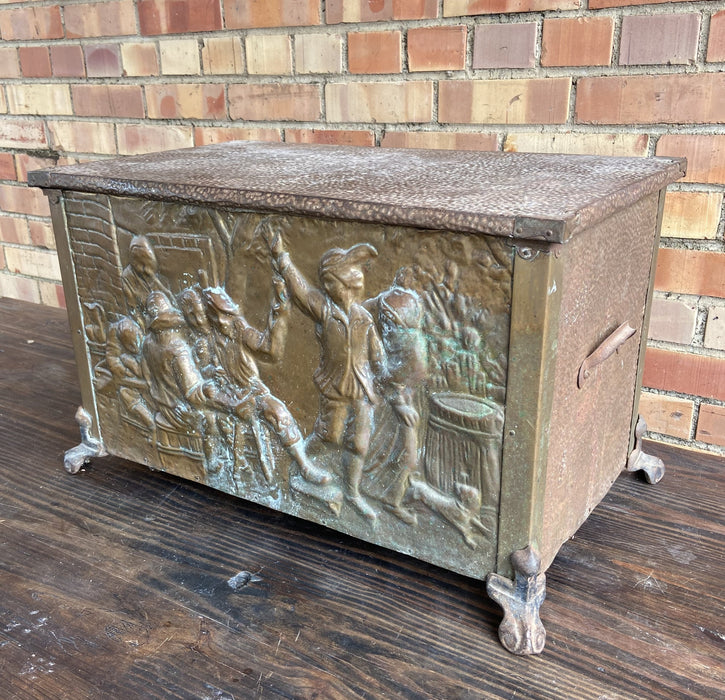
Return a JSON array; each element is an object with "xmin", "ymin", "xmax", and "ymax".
[{"xmin": 0, "ymin": 298, "xmax": 723, "ymax": 699}]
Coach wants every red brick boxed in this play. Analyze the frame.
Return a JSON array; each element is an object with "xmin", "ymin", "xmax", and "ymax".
[
  {"xmin": 64, "ymin": 0, "xmax": 137, "ymax": 38},
  {"xmin": 0, "ymin": 47, "xmax": 20, "ymax": 79},
  {"xmin": 638, "ymin": 392, "xmax": 693, "ymax": 440},
  {"xmin": 443, "ymin": 0, "xmax": 577, "ymax": 16},
  {"xmin": 226, "ymin": 0, "xmax": 319, "ymax": 29},
  {"xmin": 660, "ymin": 191, "xmax": 722, "ymax": 239},
  {"xmin": 643, "ymin": 347, "xmax": 725, "ymax": 402},
  {"xmin": 117, "ymin": 124, "xmax": 194, "ymax": 155},
  {"xmin": 38, "ymin": 281, "xmax": 66, "ymax": 309},
  {"xmin": 194, "ymin": 127, "xmax": 282, "ymax": 146},
  {"xmin": 84, "ymin": 44, "xmax": 123, "ymax": 78},
  {"xmin": 15, "ymin": 155, "xmax": 56, "ymax": 183},
  {"xmin": 48, "ymin": 120, "xmax": 117, "ymax": 155},
  {"xmin": 328, "ymin": 0, "xmax": 437, "ymax": 22},
  {"xmin": 29, "ymin": 220, "xmax": 55, "ymax": 250},
  {"xmin": 245, "ymin": 34, "xmax": 292, "ymax": 75},
  {"xmin": 381, "ymin": 131, "xmax": 498, "ymax": 151},
  {"xmin": 19, "ymin": 47, "xmax": 52, "ymax": 78},
  {"xmin": 0, "ymin": 273, "xmax": 40, "ymax": 304},
  {"xmin": 0, "ymin": 119, "xmax": 48, "ymax": 150},
  {"xmin": 591, "ymin": 0, "xmax": 693, "ymax": 8},
  {"xmin": 473, "ymin": 22, "xmax": 536, "ymax": 69},
  {"xmin": 348, "ymin": 31, "xmax": 401, "ymax": 74},
  {"xmin": 0, "ymin": 153, "xmax": 15, "ymax": 181},
  {"xmin": 620, "ymin": 13, "xmax": 700, "ymax": 66},
  {"xmin": 326, "ymin": 81, "xmax": 432, "ymax": 123},
  {"xmin": 121, "ymin": 42, "xmax": 160, "ymax": 77},
  {"xmin": 576, "ymin": 74, "xmax": 725, "ymax": 125},
  {"xmin": 541, "ymin": 17, "xmax": 613, "ymax": 67},
  {"xmin": 51, "ymin": 45, "xmax": 86, "ymax": 78},
  {"xmin": 648, "ymin": 296, "xmax": 697, "ymax": 345},
  {"xmin": 286, "ymin": 129, "xmax": 375, "ymax": 146},
  {"xmin": 695, "ymin": 404, "xmax": 725, "ymax": 447},
  {"xmin": 202, "ymin": 37, "xmax": 244, "ymax": 75},
  {"xmin": 656, "ymin": 135, "xmax": 725, "ymax": 185},
  {"xmin": 0, "ymin": 184, "xmax": 50, "ymax": 217},
  {"xmin": 707, "ymin": 10, "xmax": 725, "ymax": 63},
  {"xmin": 440, "ymin": 78, "xmax": 571, "ymax": 124},
  {"xmin": 0, "ymin": 6, "xmax": 63, "ymax": 41},
  {"xmin": 295, "ymin": 33, "xmax": 342, "ymax": 74},
  {"xmin": 72, "ymin": 85, "xmax": 145, "ymax": 118},
  {"xmin": 504, "ymin": 131, "xmax": 648, "ymax": 156},
  {"xmin": 228, "ymin": 84, "xmax": 321, "ymax": 122},
  {"xmin": 146, "ymin": 83, "xmax": 226, "ymax": 120},
  {"xmin": 6, "ymin": 85, "xmax": 72, "ymax": 116},
  {"xmin": 704, "ymin": 304, "xmax": 725, "ymax": 351},
  {"xmin": 0, "ymin": 216, "xmax": 30, "ymax": 245},
  {"xmin": 159, "ymin": 38, "xmax": 201, "ymax": 75},
  {"xmin": 655, "ymin": 249, "xmax": 725, "ymax": 298},
  {"xmin": 393, "ymin": 0, "xmax": 437, "ymax": 20},
  {"xmin": 139, "ymin": 0, "xmax": 222, "ymax": 35},
  {"xmin": 4, "ymin": 247, "xmax": 61, "ymax": 281},
  {"xmin": 408, "ymin": 26, "xmax": 466, "ymax": 72},
  {"xmin": 327, "ymin": 0, "xmax": 392, "ymax": 23}
]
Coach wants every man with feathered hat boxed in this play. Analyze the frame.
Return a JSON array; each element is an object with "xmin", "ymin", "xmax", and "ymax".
[{"xmin": 263, "ymin": 220, "xmax": 387, "ymax": 521}]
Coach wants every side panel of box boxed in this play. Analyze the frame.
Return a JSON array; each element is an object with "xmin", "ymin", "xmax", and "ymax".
[{"xmin": 539, "ymin": 193, "xmax": 661, "ymax": 570}]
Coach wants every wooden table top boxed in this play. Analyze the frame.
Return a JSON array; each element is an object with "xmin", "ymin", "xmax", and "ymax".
[{"xmin": 1, "ymin": 297, "xmax": 723, "ymax": 699}]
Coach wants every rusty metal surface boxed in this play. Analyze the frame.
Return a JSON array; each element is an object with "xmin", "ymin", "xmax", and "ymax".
[
  {"xmin": 540, "ymin": 193, "xmax": 661, "ymax": 569},
  {"xmin": 578, "ymin": 321, "xmax": 636, "ymax": 388},
  {"xmin": 29, "ymin": 142, "xmax": 685, "ymax": 243},
  {"xmin": 61, "ymin": 191, "xmax": 513, "ymax": 580}
]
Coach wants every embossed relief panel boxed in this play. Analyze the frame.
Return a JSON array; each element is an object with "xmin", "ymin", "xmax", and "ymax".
[{"xmin": 64, "ymin": 193, "xmax": 513, "ymax": 579}]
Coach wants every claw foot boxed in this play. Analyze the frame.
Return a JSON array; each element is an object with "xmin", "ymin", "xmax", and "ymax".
[
  {"xmin": 627, "ymin": 415, "xmax": 665, "ymax": 484},
  {"xmin": 487, "ymin": 546, "xmax": 547, "ymax": 655},
  {"xmin": 63, "ymin": 406, "xmax": 106, "ymax": 474}
]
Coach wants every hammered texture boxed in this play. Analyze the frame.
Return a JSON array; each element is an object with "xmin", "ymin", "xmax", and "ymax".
[
  {"xmin": 29, "ymin": 141, "xmax": 684, "ymax": 242},
  {"xmin": 540, "ymin": 193, "xmax": 660, "ymax": 569}
]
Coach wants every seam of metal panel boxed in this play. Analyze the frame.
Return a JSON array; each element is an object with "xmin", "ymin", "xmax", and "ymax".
[
  {"xmin": 497, "ymin": 242, "xmax": 564, "ymax": 578},
  {"xmin": 628, "ymin": 189, "xmax": 668, "ymax": 454},
  {"xmin": 49, "ymin": 192, "xmax": 103, "ymax": 445}
]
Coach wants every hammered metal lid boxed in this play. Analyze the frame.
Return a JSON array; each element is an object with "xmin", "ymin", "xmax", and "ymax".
[{"xmin": 28, "ymin": 141, "xmax": 685, "ymax": 243}]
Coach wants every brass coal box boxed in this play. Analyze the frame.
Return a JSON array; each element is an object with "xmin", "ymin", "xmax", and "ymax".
[{"xmin": 30, "ymin": 142, "xmax": 685, "ymax": 655}]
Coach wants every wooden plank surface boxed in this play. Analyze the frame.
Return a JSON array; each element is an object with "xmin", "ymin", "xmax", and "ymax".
[{"xmin": 0, "ymin": 297, "xmax": 723, "ymax": 699}]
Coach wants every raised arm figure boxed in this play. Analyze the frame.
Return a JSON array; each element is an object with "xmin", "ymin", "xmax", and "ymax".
[{"xmin": 262, "ymin": 218, "xmax": 386, "ymax": 521}]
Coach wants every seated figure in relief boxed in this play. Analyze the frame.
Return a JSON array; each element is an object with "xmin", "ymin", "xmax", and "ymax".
[{"xmin": 201, "ymin": 278, "xmax": 331, "ymax": 487}]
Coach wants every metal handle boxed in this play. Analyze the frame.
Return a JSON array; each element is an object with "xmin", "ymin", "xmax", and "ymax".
[{"xmin": 578, "ymin": 321, "xmax": 636, "ymax": 388}]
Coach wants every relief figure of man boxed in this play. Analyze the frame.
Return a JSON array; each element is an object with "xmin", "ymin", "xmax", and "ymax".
[
  {"xmin": 141, "ymin": 291, "xmax": 241, "ymax": 468},
  {"xmin": 202, "ymin": 280, "xmax": 330, "ymax": 487},
  {"xmin": 122, "ymin": 235, "xmax": 173, "ymax": 329},
  {"xmin": 263, "ymin": 222, "xmax": 387, "ymax": 521},
  {"xmin": 365, "ymin": 267, "xmax": 428, "ymax": 525},
  {"xmin": 105, "ymin": 316, "xmax": 155, "ymax": 431}
]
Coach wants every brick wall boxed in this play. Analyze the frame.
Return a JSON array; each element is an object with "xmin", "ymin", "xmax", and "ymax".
[{"xmin": 0, "ymin": 0, "xmax": 723, "ymax": 454}]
